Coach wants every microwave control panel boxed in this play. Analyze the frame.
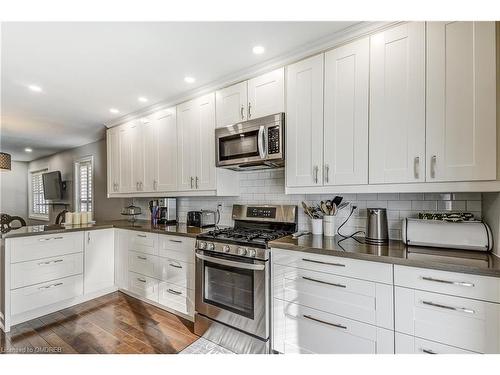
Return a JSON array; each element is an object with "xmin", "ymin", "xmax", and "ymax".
[{"xmin": 268, "ymin": 126, "xmax": 280, "ymax": 154}]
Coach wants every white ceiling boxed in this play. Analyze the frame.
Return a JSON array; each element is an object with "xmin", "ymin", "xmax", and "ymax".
[{"xmin": 1, "ymin": 21, "xmax": 358, "ymax": 161}]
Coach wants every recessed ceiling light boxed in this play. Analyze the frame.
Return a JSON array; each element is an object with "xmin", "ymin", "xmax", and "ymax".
[
  {"xmin": 28, "ymin": 84, "xmax": 43, "ymax": 92},
  {"xmin": 138, "ymin": 97, "xmax": 148, "ymax": 103},
  {"xmin": 109, "ymin": 108, "xmax": 119, "ymax": 114},
  {"xmin": 24, "ymin": 148, "xmax": 33, "ymax": 153},
  {"xmin": 184, "ymin": 76, "xmax": 195, "ymax": 84},
  {"xmin": 252, "ymin": 45, "xmax": 265, "ymax": 55}
]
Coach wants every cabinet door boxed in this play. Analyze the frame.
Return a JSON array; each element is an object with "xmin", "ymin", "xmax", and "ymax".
[
  {"xmin": 142, "ymin": 117, "xmax": 157, "ymax": 192},
  {"xmin": 426, "ymin": 21, "xmax": 496, "ymax": 182},
  {"xmin": 130, "ymin": 121, "xmax": 145, "ymax": 192},
  {"xmin": 84, "ymin": 229, "xmax": 115, "ymax": 295},
  {"xmin": 118, "ymin": 123, "xmax": 133, "ymax": 193},
  {"xmin": 114, "ymin": 229, "xmax": 129, "ymax": 290},
  {"xmin": 106, "ymin": 127, "xmax": 120, "ymax": 194},
  {"xmin": 324, "ymin": 38, "xmax": 369, "ymax": 185},
  {"xmin": 194, "ymin": 93, "xmax": 216, "ymax": 190},
  {"xmin": 216, "ymin": 81, "xmax": 247, "ymax": 127},
  {"xmin": 285, "ymin": 54, "xmax": 324, "ymax": 187},
  {"xmin": 177, "ymin": 100, "xmax": 196, "ymax": 191},
  {"xmin": 369, "ymin": 22, "xmax": 426, "ymax": 183},
  {"xmin": 156, "ymin": 108, "xmax": 178, "ymax": 191},
  {"xmin": 248, "ymin": 67, "xmax": 284, "ymax": 119}
]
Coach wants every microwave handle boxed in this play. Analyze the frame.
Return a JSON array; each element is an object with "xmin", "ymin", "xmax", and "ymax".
[{"xmin": 257, "ymin": 125, "xmax": 267, "ymax": 159}]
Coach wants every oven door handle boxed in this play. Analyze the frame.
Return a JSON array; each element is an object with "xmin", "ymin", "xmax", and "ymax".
[
  {"xmin": 195, "ymin": 252, "xmax": 265, "ymax": 271},
  {"xmin": 257, "ymin": 125, "xmax": 266, "ymax": 159}
]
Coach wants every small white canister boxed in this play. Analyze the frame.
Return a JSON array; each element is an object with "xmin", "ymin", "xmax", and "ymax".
[
  {"xmin": 323, "ymin": 215, "xmax": 336, "ymax": 237},
  {"xmin": 80, "ymin": 211, "xmax": 88, "ymax": 224},
  {"xmin": 86, "ymin": 211, "xmax": 93, "ymax": 223},
  {"xmin": 73, "ymin": 212, "xmax": 81, "ymax": 225},
  {"xmin": 65, "ymin": 211, "xmax": 73, "ymax": 225},
  {"xmin": 311, "ymin": 218, "xmax": 323, "ymax": 235}
]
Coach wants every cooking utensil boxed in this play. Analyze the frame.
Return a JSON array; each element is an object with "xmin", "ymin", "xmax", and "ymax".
[
  {"xmin": 337, "ymin": 202, "xmax": 349, "ymax": 211},
  {"xmin": 332, "ymin": 196, "xmax": 343, "ymax": 206},
  {"xmin": 302, "ymin": 202, "xmax": 314, "ymax": 219},
  {"xmin": 320, "ymin": 201, "xmax": 329, "ymax": 215}
]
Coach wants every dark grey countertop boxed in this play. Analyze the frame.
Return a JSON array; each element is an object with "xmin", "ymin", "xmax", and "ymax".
[
  {"xmin": 269, "ymin": 235, "xmax": 500, "ymax": 278},
  {"xmin": 1, "ymin": 220, "xmax": 212, "ymax": 240}
]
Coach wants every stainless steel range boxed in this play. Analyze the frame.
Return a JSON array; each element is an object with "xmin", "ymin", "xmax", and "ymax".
[{"xmin": 194, "ymin": 204, "xmax": 297, "ymax": 354}]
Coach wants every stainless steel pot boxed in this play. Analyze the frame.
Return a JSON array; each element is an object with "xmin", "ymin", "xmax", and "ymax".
[{"xmin": 366, "ymin": 208, "xmax": 388, "ymax": 244}]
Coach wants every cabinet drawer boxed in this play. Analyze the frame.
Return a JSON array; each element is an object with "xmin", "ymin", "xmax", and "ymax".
[
  {"xmin": 11, "ymin": 252, "xmax": 83, "ymax": 290},
  {"xmin": 272, "ymin": 299, "xmax": 394, "ymax": 354},
  {"xmin": 128, "ymin": 251, "xmax": 160, "ymax": 279},
  {"xmin": 159, "ymin": 258, "xmax": 194, "ymax": 289},
  {"xmin": 395, "ymin": 332, "xmax": 476, "ymax": 354},
  {"xmin": 273, "ymin": 264, "xmax": 393, "ymax": 329},
  {"xmin": 10, "ymin": 232, "xmax": 84, "ymax": 263},
  {"xmin": 271, "ymin": 248, "xmax": 393, "ymax": 284},
  {"xmin": 395, "ymin": 286, "xmax": 500, "ymax": 353},
  {"xmin": 128, "ymin": 231, "xmax": 158, "ymax": 255},
  {"xmin": 394, "ymin": 265, "xmax": 500, "ymax": 303},
  {"xmin": 11, "ymin": 275, "xmax": 83, "ymax": 316},
  {"xmin": 158, "ymin": 282, "xmax": 194, "ymax": 317},
  {"xmin": 158, "ymin": 235, "xmax": 195, "ymax": 263},
  {"xmin": 128, "ymin": 272, "xmax": 159, "ymax": 302}
]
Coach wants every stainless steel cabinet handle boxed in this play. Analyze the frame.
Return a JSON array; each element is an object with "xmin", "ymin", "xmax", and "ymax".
[
  {"xmin": 39, "ymin": 282, "xmax": 63, "ymax": 290},
  {"xmin": 190, "ymin": 177, "xmax": 194, "ymax": 189},
  {"xmin": 313, "ymin": 166, "xmax": 319, "ymax": 184},
  {"xmin": 303, "ymin": 314, "xmax": 347, "ymax": 330},
  {"xmin": 421, "ymin": 300, "xmax": 475, "ymax": 314},
  {"xmin": 136, "ymin": 182, "xmax": 139, "ymax": 190},
  {"xmin": 302, "ymin": 276, "xmax": 346, "ymax": 289},
  {"xmin": 37, "ymin": 259, "xmax": 63, "ymax": 266},
  {"xmin": 169, "ymin": 262, "xmax": 182, "ymax": 269},
  {"xmin": 153, "ymin": 180, "xmax": 157, "ymax": 190},
  {"xmin": 414, "ymin": 156, "xmax": 420, "ymax": 179},
  {"xmin": 324, "ymin": 165, "xmax": 329, "ymax": 184},
  {"xmin": 248, "ymin": 102, "xmax": 252, "ymax": 118},
  {"xmin": 302, "ymin": 258, "xmax": 345, "ymax": 267},
  {"xmin": 422, "ymin": 349, "xmax": 437, "ymax": 354},
  {"xmin": 421, "ymin": 276, "xmax": 474, "ymax": 287},
  {"xmin": 195, "ymin": 252, "xmax": 265, "ymax": 271},
  {"xmin": 137, "ymin": 234, "xmax": 147, "ymax": 238},
  {"xmin": 169, "ymin": 239, "xmax": 182, "ymax": 243},
  {"xmin": 87, "ymin": 232, "xmax": 91, "ymax": 244},
  {"xmin": 167, "ymin": 288, "xmax": 182, "ymax": 295},
  {"xmin": 240, "ymin": 105, "xmax": 244, "ymax": 120},
  {"xmin": 430, "ymin": 155, "xmax": 437, "ymax": 178},
  {"xmin": 39, "ymin": 236, "xmax": 64, "ymax": 242},
  {"xmin": 137, "ymin": 255, "xmax": 147, "ymax": 260},
  {"xmin": 137, "ymin": 278, "xmax": 147, "ymax": 283},
  {"xmin": 195, "ymin": 176, "xmax": 199, "ymax": 189}
]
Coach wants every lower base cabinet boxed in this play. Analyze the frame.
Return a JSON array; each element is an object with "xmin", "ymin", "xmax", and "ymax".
[
  {"xmin": 158, "ymin": 282, "xmax": 194, "ymax": 316},
  {"xmin": 395, "ymin": 332, "xmax": 476, "ymax": 354},
  {"xmin": 272, "ymin": 298, "xmax": 394, "ymax": 354},
  {"xmin": 128, "ymin": 271, "xmax": 159, "ymax": 302}
]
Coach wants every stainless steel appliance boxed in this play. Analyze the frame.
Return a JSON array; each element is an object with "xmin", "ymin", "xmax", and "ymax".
[
  {"xmin": 187, "ymin": 210, "xmax": 217, "ymax": 228},
  {"xmin": 215, "ymin": 113, "xmax": 285, "ymax": 170},
  {"xmin": 195, "ymin": 204, "xmax": 297, "ymax": 354},
  {"xmin": 366, "ymin": 208, "xmax": 389, "ymax": 244},
  {"xmin": 149, "ymin": 198, "xmax": 177, "ymax": 225}
]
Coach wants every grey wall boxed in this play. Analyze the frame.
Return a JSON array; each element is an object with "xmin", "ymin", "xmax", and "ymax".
[
  {"xmin": 28, "ymin": 139, "xmax": 129, "ymax": 223},
  {"xmin": 0, "ymin": 161, "xmax": 29, "ymax": 219}
]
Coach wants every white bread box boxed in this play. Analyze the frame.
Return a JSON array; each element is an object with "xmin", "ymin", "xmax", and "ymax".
[{"xmin": 402, "ymin": 218, "xmax": 493, "ymax": 251}]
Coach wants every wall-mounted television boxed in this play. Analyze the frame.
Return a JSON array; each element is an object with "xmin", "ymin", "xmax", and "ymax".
[{"xmin": 42, "ymin": 171, "xmax": 63, "ymax": 200}]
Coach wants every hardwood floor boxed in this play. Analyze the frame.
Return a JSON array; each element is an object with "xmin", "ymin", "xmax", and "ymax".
[{"xmin": 0, "ymin": 291, "xmax": 199, "ymax": 354}]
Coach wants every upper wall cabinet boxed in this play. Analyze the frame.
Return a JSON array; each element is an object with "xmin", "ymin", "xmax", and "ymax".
[
  {"xmin": 369, "ymin": 22, "xmax": 426, "ymax": 184},
  {"xmin": 324, "ymin": 37, "xmax": 370, "ymax": 186},
  {"xmin": 286, "ymin": 54, "xmax": 325, "ymax": 187},
  {"xmin": 215, "ymin": 68, "xmax": 285, "ymax": 128},
  {"xmin": 426, "ymin": 21, "xmax": 497, "ymax": 182},
  {"xmin": 107, "ymin": 126, "xmax": 120, "ymax": 194},
  {"xmin": 155, "ymin": 108, "xmax": 178, "ymax": 191}
]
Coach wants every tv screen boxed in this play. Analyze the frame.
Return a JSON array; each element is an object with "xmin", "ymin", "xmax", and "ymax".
[{"xmin": 42, "ymin": 171, "xmax": 63, "ymax": 200}]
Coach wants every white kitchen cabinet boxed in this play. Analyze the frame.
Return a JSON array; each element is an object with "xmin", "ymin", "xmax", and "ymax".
[
  {"xmin": 395, "ymin": 332, "xmax": 476, "ymax": 354},
  {"xmin": 324, "ymin": 37, "xmax": 369, "ymax": 185},
  {"xmin": 130, "ymin": 121, "xmax": 145, "ymax": 192},
  {"xmin": 247, "ymin": 67, "xmax": 284, "ymax": 120},
  {"xmin": 286, "ymin": 54, "xmax": 324, "ymax": 187},
  {"xmin": 118, "ymin": 122, "xmax": 134, "ymax": 193},
  {"xmin": 216, "ymin": 81, "xmax": 248, "ymax": 128},
  {"xmin": 106, "ymin": 126, "xmax": 120, "ymax": 194},
  {"xmin": 426, "ymin": 21, "xmax": 497, "ymax": 182},
  {"xmin": 84, "ymin": 229, "xmax": 115, "ymax": 295},
  {"xmin": 155, "ymin": 108, "xmax": 178, "ymax": 191},
  {"xmin": 142, "ymin": 116, "xmax": 157, "ymax": 192},
  {"xmin": 114, "ymin": 229, "xmax": 129, "ymax": 290},
  {"xmin": 369, "ymin": 22, "xmax": 426, "ymax": 184},
  {"xmin": 177, "ymin": 98, "xmax": 197, "ymax": 191}
]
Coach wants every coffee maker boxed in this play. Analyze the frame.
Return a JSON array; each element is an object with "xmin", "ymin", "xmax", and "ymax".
[{"xmin": 149, "ymin": 198, "xmax": 177, "ymax": 225}]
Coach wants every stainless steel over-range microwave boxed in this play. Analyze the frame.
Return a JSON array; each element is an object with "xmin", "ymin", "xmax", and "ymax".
[{"xmin": 215, "ymin": 113, "xmax": 284, "ymax": 171}]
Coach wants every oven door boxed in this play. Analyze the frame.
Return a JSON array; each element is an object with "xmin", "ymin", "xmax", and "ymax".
[{"xmin": 195, "ymin": 249, "xmax": 268, "ymax": 339}]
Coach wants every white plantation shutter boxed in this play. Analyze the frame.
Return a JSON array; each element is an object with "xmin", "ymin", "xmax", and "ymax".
[
  {"xmin": 76, "ymin": 158, "xmax": 93, "ymax": 212},
  {"xmin": 31, "ymin": 169, "xmax": 48, "ymax": 217}
]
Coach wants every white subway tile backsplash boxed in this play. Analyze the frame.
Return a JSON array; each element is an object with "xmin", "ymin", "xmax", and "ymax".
[{"xmin": 132, "ymin": 170, "xmax": 483, "ymax": 241}]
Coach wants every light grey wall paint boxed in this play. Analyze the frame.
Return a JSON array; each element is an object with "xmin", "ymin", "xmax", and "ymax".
[
  {"xmin": 482, "ymin": 192, "xmax": 500, "ymax": 256},
  {"xmin": 28, "ymin": 139, "xmax": 129, "ymax": 223},
  {"xmin": 0, "ymin": 161, "xmax": 29, "ymax": 219}
]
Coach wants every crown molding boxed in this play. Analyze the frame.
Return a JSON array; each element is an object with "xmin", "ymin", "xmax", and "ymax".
[{"xmin": 104, "ymin": 21, "xmax": 400, "ymax": 128}]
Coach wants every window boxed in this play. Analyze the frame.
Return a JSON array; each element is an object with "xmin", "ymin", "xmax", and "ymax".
[
  {"xmin": 30, "ymin": 169, "xmax": 49, "ymax": 219},
  {"xmin": 74, "ymin": 156, "xmax": 93, "ymax": 212}
]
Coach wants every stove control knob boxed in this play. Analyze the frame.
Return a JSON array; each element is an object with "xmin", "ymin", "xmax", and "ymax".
[
  {"xmin": 206, "ymin": 242, "xmax": 215, "ymax": 251},
  {"xmin": 247, "ymin": 248, "xmax": 256, "ymax": 257},
  {"xmin": 237, "ymin": 247, "xmax": 247, "ymax": 256},
  {"xmin": 222, "ymin": 245, "xmax": 231, "ymax": 253},
  {"xmin": 198, "ymin": 241, "xmax": 207, "ymax": 250}
]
